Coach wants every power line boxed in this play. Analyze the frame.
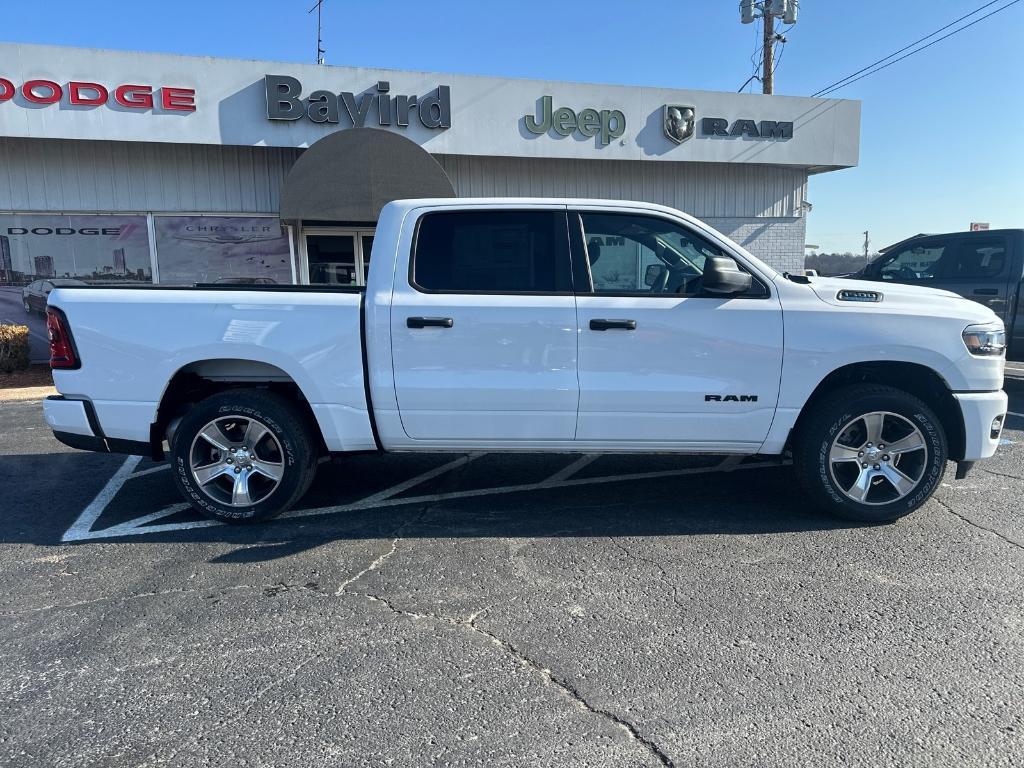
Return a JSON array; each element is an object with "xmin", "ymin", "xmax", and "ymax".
[
  {"xmin": 771, "ymin": 23, "xmax": 795, "ymax": 82},
  {"xmin": 739, "ymin": 19, "xmax": 764, "ymax": 92},
  {"xmin": 812, "ymin": 0, "xmax": 1021, "ymax": 97},
  {"xmin": 811, "ymin": 0, "xmax": 1006, "ymax": 96}
]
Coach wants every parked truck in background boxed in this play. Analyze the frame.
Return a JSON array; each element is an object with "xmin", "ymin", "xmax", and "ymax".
[
  {"xmin": 42, "ymin": 199, "xmax": 1008, "ymax": 525},
  {"xmin": 853, "ymin": 229, "xmax": 1024, "ymax": 358}
]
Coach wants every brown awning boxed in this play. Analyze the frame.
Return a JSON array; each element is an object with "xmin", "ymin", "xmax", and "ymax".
[{"xmin": 279, "ymin": 128, "xmax": 455, "ymax": 222}]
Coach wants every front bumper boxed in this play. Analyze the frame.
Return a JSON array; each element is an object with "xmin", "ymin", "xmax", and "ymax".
[{"xmin": 954, "ymin": 390, "xmax": 1008, "ymax": 461}]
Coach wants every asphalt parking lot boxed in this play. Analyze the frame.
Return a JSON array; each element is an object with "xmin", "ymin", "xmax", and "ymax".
[{"xmin": 2, "ymin": 393, "xmax": 1024, "ymax": 767}]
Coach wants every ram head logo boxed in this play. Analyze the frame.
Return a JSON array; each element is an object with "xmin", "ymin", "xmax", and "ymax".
[{"xmin": 663, "ymin": 104, "xmax": 696, "ymax": 144}]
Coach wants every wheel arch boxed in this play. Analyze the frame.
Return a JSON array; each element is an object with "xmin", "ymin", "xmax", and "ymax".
[
  {"xmin": 152, "ymin": 358, "xmax": 328, "ymax": 459},
  {"xmin": 791, "ymin": 361, "xmax": 966, "ymax": 461}
]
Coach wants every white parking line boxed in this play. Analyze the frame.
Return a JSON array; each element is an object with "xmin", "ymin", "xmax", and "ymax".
[
  {"xmin": 62, "ymin": 452, "xmax": 487, "ymax": 541},
  {"xmin": 61, "ymin": 456, "xmax": 142, "ymax": 542},
  {"xmin": 540, "ymin": 454, "xmax": 599, "ymax": 485},
  {"xmin": 62, "ymin": 457, "xmax": 789, "ymax": 541},
  {"xmin": 355, "ymin": 453, "xmax": 484, "ymax": 505},
  {"xmin": 1007, "ymin": 411, "xmax": 1024, "ymax": 419},
  {"xmin": 130, "ymin": 464, "xmax": 171, "ymax": 479}
]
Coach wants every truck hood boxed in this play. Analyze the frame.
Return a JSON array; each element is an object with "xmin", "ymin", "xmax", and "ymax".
[{"xmin": 805, "ymin": 276, "xmax": 1000, "ymax": 323}]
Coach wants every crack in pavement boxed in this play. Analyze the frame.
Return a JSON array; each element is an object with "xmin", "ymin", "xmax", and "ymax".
[
  {"xmin": 340, "ymin": 587, "xmax": 674, "ymax": 768},
  {"xmin": 979, "ymin": 466, "xmax": 1024, "ymax": 482},
  {"xmin": 327, "ymin": 470, "xmax": 674, "ymax": 767},
  {"xmin": 934, "ymin": 497, "xmax": 1024, "ymax": 552},
  {"xmin": 140, "ymin": 652, "xmax": 323, "ymax": 767},
  {"xmin": 334, "ymin": 502, "xmax": 437, "ymax": 596},
  {"xmin": 0, "ymin": 582, "xmax": 282, "ymax": 618},
  {"xmin": 0, "ymin": 580, "xmax": 326, "ymax": 618},
  {"xmin": 606, "ymin": 536, "xmax": 688, "ymax": 615}
]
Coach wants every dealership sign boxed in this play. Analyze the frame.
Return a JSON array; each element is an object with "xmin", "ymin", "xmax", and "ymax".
[
  {"xmin": 0, "ymin": 78, "xmax": 195, "ymax": 111},
  {"xmin": 701, "ymin": 117, "xmax": 793, "ymax": 139},
  {"xmin": 525, "ymin": 96, "xmax": 795, "ymax": 147},
  {"xmin": 265, "ymin": 75, "xmax": 452, "ymax": 129},
  {"xmin": 524, "ymin": 96, "xmax": 626, "ymax": 146}
]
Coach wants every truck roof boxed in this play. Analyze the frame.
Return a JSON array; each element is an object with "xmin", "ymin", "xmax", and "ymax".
[
  {"xmin": 382, "ymin": 197, "xmax": 779, "ymax": 278},
  {"xmin": 881, "ymin": 229, "xmax": 1024, "ymax": 253},
  {"xmin": 387, "ymin": 197, "xmax": 693, "ymax": 214}
]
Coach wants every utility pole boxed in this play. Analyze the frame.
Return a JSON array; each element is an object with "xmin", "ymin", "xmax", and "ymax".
[
  {"xmin": 762, "ymin": 8, "xmax": 774, "ymax": 95},
  {"xmin": 863, "ymin": 231, "xmax": 870, "ymax": 260},
  {"xmin": 740, "ymin": 1, "xmax": 798, "ymax": 94}
]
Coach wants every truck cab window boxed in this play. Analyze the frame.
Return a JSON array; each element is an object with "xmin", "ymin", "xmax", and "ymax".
[
  {"xmin": 877, "ymin": 241, "xmax": 949, "ymax": 281},
  {"xmin": 412, "ymin": 210, "xmax": 571, "ymax": 293},
  {"xmin": 579, "ymin": 212, "xmax": 759, "ymax": 296},
  {"xmin": 949, "ymin": 238, "xmax": 1007, "ymax": 279}
]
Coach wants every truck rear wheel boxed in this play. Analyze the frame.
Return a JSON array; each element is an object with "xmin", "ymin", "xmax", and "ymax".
[
  {"xmin": 169, "ymin": 389, "xmax": 318, "ymax": 524},
  {"xmin": 793, "ymin": 384, "xmax": 947, "ymax": 523}
]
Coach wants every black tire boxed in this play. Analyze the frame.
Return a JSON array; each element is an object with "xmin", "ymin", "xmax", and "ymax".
[
  {"xmin": 793, "ymin": 384, "xmax": 947, "ymax": 523},
  {"xmin": 169, "ymin": 389, "xmax": 318, "ymax": 524}
]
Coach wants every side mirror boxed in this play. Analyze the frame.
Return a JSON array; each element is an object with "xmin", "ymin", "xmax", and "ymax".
[
  {"xmin": 702, "ymin": 256, "xmax": 752, "ymax": 295},
  {"xmin": 644, "ymin": 264, "xmax": 665, "ymax": 287}
]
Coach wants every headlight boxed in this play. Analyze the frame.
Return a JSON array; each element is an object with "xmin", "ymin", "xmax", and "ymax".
[{"xmin": 963, "ymin": 323, "xmax": 1006, "ymax": 356}]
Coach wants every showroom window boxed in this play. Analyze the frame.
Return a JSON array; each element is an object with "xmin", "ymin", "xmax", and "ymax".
[
  {"xmin": 0, "ymin": 214, "xmax": 152, "ymax": 287},
  {"xmin": 154, "ymin": 216, "xmax": 293, "ymax": 285}
]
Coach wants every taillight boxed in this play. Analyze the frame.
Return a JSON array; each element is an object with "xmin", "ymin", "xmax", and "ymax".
[{"xmin": 47, "ymin": 308, "xmax": 80, "ymax": 370}]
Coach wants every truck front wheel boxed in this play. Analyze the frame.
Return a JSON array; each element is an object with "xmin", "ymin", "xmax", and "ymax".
[
  {"xmin": 169, "ymin": 389, "xmax": 318, "ymax": 524},
  {"xmin": 793, "ymin": 384, "xmax": 947, "ymax": 523}
]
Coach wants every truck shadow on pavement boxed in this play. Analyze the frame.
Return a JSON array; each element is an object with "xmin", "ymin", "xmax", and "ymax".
[{"xmin": 2, "ymin": 449, "xmax": 859, "ymax": 554}]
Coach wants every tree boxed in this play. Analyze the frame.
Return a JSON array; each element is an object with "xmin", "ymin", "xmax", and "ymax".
[{"xmin": 805, "ymin": 252, "xmax": 875, "ymax": 276}]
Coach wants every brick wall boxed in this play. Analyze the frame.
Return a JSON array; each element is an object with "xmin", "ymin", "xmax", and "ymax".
[{"xmin": 703, "ymin": 216, "xmax": 806, "ymax": 274}]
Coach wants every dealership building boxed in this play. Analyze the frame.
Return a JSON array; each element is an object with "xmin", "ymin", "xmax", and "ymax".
[{"xmin": 0, "ymin": 42, "xmax": 860, "ymax": 290}]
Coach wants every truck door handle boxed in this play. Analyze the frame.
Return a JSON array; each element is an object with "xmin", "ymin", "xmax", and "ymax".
[
  {"xmin": 973, "ymin": 288, "xmax": 999, "ymax": 296},
  {"xmin": 407, "ymin": 316, "xmax": 454, "ymax": 329},
  {"xmin": 589, "ymin": 319, "xmax": 637, "ymax": 331}
]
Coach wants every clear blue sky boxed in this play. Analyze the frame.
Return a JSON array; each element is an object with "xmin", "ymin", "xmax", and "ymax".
[{"xmin": 3, "ymin": 0, "xmax": 1022, "ymax": 254}]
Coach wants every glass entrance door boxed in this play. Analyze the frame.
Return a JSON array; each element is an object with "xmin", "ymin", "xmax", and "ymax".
[{"xmin": 302, "ymin": 228, "xmax": 375, "ymax": 287}]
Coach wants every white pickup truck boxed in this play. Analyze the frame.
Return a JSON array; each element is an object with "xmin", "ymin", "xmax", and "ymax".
[{"xmin": 43, "ymin": 199, "xmax": 1007, "ymax": 524}]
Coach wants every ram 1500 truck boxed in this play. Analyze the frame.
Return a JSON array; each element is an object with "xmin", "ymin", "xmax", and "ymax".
[{"xmin": 42, "ymin": 199, "xmax": 1008, "ymax": 524}]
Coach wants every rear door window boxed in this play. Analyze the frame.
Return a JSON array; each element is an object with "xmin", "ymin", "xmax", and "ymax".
[
  {"xmin": 412, "ymin": 210, "xmax": 572, "ymax": 293},
  {"xmin": 946, "ymin": 237, "xmax": 1009, "ymax": 279}
]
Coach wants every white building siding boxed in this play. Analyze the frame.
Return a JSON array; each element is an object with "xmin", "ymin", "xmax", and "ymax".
[
  {"xmin": 0, "ymin": 138, "xmax": 808, "ymax": 270},
  {"xmin": 436, "ymin": 155, "xmax": 807, "ymax": 219},
  {"xmin": 438, "ymin": 155, "xmax": 809, "ymax": 271},
  {"xmin": 0, "ymin": 138, "xmax": 299, "ymax": 214}
]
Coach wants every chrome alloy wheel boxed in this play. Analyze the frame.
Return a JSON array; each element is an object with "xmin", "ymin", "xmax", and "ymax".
[
  {"xmin": 189, "ymin": 416, "xmax": 285, "ymax": 507},
  {"xmin": 828, "ymin": 411, "xmax": 927, "ymax": 506}
]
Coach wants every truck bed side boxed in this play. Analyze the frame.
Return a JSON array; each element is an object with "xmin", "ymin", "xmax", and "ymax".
[{"xmin": 48, "ymin": 287, "xmax": 376, "ymax": 452}]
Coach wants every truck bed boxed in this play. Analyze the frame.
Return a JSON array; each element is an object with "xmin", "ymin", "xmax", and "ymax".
[{"xmin": 48, "ymin": 286, "xmax": 376, "ymax": 452}]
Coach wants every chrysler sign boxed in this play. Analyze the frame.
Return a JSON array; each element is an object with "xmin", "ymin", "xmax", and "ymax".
[{"xmin": 265, "ymin": 75, "xmax": 451, "ymax": 129}]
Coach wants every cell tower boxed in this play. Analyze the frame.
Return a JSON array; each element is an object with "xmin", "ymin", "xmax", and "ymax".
[
  {"xmin": 740, "ymin": 0, "xmax": 799, "ymax": 93},
  {"xmin": 309, "ymin": 0, "xmax": 327, "ymax": 65}
]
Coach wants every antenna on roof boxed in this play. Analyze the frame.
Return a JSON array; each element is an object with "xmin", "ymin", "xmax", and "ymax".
[{"xmin": 308, "ymin": 0, "xmax": 327, "ymax": 65}]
